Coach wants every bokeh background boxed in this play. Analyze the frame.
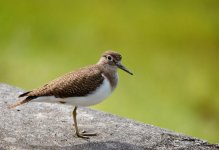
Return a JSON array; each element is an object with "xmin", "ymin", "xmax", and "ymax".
[{"xmin": 0, "ymin": 1, "xmax": 219, "ymax": 143}]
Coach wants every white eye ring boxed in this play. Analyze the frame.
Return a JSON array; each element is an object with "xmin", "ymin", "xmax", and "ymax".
[{"xmin": 107, "ymin": 55, "xmax": 113, "ymax": 61}]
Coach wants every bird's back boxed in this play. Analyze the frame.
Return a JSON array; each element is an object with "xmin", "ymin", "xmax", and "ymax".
[{"xmin": 27, "ymin": 65, "xmax": 105, "ymax": 98}]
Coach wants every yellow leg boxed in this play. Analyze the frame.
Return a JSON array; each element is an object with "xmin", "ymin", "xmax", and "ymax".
[{"xmin": 72, "ymin": 107, "xmax": 97, "ymax": 139}]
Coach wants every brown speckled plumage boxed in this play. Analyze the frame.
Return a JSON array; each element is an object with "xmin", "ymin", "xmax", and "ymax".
[{"xmin": 25, "ymin": 65, "xmax": 105, "ymax": 98}]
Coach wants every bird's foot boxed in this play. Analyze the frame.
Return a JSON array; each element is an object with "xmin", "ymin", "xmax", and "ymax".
[{"xmin": 76, "ymin": 130, "xmax": 97, "ymax": 139}]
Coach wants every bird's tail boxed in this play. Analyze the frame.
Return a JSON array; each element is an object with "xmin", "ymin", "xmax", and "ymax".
[
  {"xmin": 18, "ymin": 91, "xmax": 31, "ymax": 98},
  {"xmin": 8, "ymin": 92, "xmax": 37, "ymax": 109}
]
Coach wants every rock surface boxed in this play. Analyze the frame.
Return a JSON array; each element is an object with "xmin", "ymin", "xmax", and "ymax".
[{"xmin": 0, "ymin": 83, "xmax": 218, "ymax": 150}]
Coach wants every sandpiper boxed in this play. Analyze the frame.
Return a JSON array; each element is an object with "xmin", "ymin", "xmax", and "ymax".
[{"xmin": 9, "ymin": 50, "xmax": 133, "ymax": 138}]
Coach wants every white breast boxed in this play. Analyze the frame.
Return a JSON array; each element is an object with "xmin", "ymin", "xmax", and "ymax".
[{"xmin": 32, "ymin": 75, "xmax": 112, "ymax": 107}]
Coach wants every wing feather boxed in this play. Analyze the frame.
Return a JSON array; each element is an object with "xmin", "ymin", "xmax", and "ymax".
[{"xmin": 26, "ymin": 65, "xmax": 104, "ymax": 98}]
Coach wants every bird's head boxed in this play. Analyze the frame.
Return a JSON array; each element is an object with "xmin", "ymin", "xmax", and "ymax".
[{"xmin": 98, "ymin": 50, "xmax": 133, "ymax": 75}]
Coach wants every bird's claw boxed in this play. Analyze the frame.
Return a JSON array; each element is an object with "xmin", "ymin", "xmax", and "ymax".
[{"xmin": 76, "ymin": 131, "xmax": 97, "ymax": 139}]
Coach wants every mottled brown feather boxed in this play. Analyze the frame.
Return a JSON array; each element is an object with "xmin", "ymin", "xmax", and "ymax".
[{"xmin": 25, "ymin": 65, "xmax": 105, "ymax": 98}]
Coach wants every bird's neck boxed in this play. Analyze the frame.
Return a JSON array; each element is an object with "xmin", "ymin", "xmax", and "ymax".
[{"xmin": 97, "ymin": 64, "xmax": 118, "ymax": 91}]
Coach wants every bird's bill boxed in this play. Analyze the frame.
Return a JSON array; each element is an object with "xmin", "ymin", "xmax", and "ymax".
[{"xmin": 116, "ymin": 62, "xmax": 133, "ymax": 75}]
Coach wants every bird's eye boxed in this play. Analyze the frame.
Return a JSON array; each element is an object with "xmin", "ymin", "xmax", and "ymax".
[{"xmin": 107, "ymin": 55, "xmax": 113, "ymax": 61}]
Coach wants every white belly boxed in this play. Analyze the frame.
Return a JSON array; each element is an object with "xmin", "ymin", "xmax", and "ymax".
[{"xmin": 32, "ymin": 77, "xmax": 112, "ymax": 107}]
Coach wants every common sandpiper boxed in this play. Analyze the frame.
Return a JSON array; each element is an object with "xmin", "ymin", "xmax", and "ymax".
[{"xmin": 9, "ymin": 50, "xmax": 133, "ymax": 139}]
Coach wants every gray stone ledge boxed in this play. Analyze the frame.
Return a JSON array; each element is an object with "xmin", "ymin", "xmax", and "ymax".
[{"xmin": 0, "ymin": 83, "xmax": 218, "ymax": 150}]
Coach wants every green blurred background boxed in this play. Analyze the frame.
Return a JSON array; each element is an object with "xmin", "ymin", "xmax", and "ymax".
[{"xmin": 0, "ymin": 0, "xmax": 219, "ymax": 143}]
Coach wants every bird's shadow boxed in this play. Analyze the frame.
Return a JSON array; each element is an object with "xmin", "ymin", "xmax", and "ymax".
[{"xmin": 24, "ymin": 141, "xmax": 146, "ymax": 150}]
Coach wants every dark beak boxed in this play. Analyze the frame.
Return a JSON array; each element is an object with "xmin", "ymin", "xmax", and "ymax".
[{"xmin": 116, "ymin": 62, "xmax": 133, "ymax": 75}]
